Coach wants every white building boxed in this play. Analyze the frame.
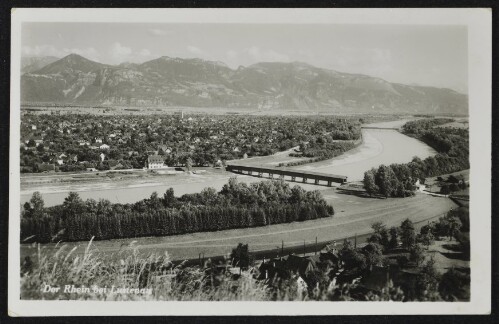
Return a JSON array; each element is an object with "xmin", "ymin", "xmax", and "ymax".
[
  {"xmin": 415, "ymin": 179, "xmax": 426, "ymax": 192},
  {"xmin": 100, "ymin": 144, "xmax": 110, "ymax": 150},
  {"xmin": 147, "ymin": 155, "xmax": 167, "ymax": 169}
]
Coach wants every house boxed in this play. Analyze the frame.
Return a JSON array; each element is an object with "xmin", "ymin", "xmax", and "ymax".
[
  {"xmin": 100, "ymin": 144, "xmax": 110, "ymax": 150},
  {"xmin": 414, "ymin": 179, "xmax": 426, "ymax": 192},
  {"xmin": 147, "ymin": 155, "xmax": 166, "ymax": 169},
  {"xmin": 158, "ymin": 145, "xmax": 172, "ymax": 154},
  {"xmin": 100, "ymin": 153, "xmax": 106, "ymax": 162},
  {"xmin": 31, "ymin": 125, "xmax": 37, "ymax": 130},
  {"xmin": 95, "ymin": 138, "xmax": 103, "ymax": 144},
  {"xmin": 258, "ymin": 254, "xmax": 317, "ymax": 282}
]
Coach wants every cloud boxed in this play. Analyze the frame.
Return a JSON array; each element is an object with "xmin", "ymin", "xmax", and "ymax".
[
  {"xmin": 109, "ymin": 42, "xmax": 132, "ymax": 63},
  {"xmin": 186, "ymin": 45, "xmax": 207, "ymax": 57},
  {"xmin": 148, "ymin": 28, "xmax": 172, "ymax": 36},
  {"xmin": 22, "ymin": 45, "xmax": 100, "ymax": 61},
  {"xmin": 139, "ymin": 49, "xmax": 152, "ymax": 57},
  {"xmin": 244, "ymin": 46, "xmax": 290, "ymax": 63},
  {"xmin": 226, "ymin": 50, "xmax": 238, "ymax": 61},
  {"xmin": 222, "ymin": 47, "xmax": 291, "ymax": 68}
]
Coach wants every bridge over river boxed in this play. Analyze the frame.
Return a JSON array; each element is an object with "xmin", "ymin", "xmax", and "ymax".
[
  {"xmin": 226, "ymin": 164, "xmax": 347, "ymax": 186},
  {"xmin": 360, "ymin": 126, "xmax": 400, "ymax": 130}
]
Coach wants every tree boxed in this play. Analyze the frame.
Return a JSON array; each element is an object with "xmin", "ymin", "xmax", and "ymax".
[
  {"xmin": 29, "ymin": 191, "xmax": 45, "ymax": 218},
  {"xmin": 363, "ymin": 169, "xmax": 378, "ymax": 197},
  {"xmin": 200, "ymin": 187, "xmax": 218, "ymax": 205},
  {"xmin": 400, "ymin": 218, "xmax": 416, "ymax": 249},
  {"xmin": 389, "ymin": 227, "xmax": 399, "ymax": 250},
  {"xmin": 409, "ymin": 243, "xmax": 426, "ymax": 266},
  {"xmin": 22, "ymin": 202, "xmax": 32, "ymax": 218},
  {"xmin": 163, "ymin": 188, "xmax": 176, "ymax": 208},
  {"xmin": 340, "ymin": 239, "xmax": 367, "ymax": 271},
  {"xmin": 361, "ymin": 243, "xmax": 384, "ymax": 270},
  {"xmin": 415, "ymin": 258, "xmax": 441, "ymax": 300},
  {"xmin": 148, "ymin": 191, "xmax": 162, "ymax": 210},
  {"xmin": 418, "ymin": 232, "xmax": 435, "ymax": 249},
  {"xmin": 439, "ymin": 268, "xmax": 470, "ymax": 301},
  {"xmin": 230, "ymin": 243, "xmax": 251, "ymax": 270},
  {"xmin": 368, "ymin": 222, "xmax": 390, "ymax": 250},
  {"xmin": 440, "ymin": 184, "xmax": 451, "ymax": 195},
  {"xmin": 185, "ymin": 157, "xmax": 193, "ymax": 171},
  {"xmin": 63, "ymin": 192, "xmax": 85, "ymax": 219},
  {"xmin": 375, "ymin": 165, "xmax": 398, "ymax": 198}
]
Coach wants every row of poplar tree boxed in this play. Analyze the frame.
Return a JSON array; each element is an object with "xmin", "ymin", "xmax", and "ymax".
[{"xmin": 21, "ymin": 178, "xmax": 334, "ymax": 243}]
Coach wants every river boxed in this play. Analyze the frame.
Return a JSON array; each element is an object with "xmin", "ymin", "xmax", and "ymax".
[
  {"xmin": 20, "ymin": 119, "xmax": 437, "ymax": 206},
  {"xmin": 292, "ymin": 122, "xmax": 437, "ymax": 181}
]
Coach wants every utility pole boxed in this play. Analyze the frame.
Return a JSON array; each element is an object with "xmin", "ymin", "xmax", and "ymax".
[
  {"xmin": 315, "ymin": 236, "xmax": 318, "ymax": 255},
  {"xmin": 303, "ymin": 240, "xmax": 306, "ymax": 257},
  {"xmin": 281, "ymin": 240, "xmax": 284, "ymax": 256},
  {"xmin": 354, "ymin": 233, "xmax": 357, "ymax": 249}
]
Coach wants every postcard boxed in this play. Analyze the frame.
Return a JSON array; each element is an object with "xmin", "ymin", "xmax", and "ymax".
[{"xmin": 8, "ymin": 8, "xmax": 491, "ymax": 316}]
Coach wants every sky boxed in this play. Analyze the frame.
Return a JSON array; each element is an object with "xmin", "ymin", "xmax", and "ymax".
[{"xmin": 21, "ymin": 23, "xmax": 468, "ymax": 93}]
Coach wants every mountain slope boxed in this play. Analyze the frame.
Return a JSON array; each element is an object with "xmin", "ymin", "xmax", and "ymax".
[
  {"xmin": 21, "ymin": 56, "xmax": 60, "ymax": 74},
  {"xmin": 20, "ymin": 54, "xmax": 468, "ymax": 114}
]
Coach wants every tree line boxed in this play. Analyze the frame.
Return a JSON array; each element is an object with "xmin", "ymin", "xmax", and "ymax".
[{"xmin": 21, "ymin": 178, "xmax": 334, "ymax": 243}]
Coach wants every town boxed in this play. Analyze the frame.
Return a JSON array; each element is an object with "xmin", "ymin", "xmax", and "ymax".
[{"xmin": 20, "ymin": 111, "xmax": 361, "ymax": 173}]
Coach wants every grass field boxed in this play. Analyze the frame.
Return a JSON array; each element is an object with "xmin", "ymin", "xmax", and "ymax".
[{"xmin": 21, "ymin": 191, "xmax": 457, "ymax": 262}]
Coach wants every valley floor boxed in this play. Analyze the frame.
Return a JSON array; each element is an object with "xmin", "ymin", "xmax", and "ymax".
[{"xmin": 21, "ymin": 192, "xmax": 457, "ymax": 262}]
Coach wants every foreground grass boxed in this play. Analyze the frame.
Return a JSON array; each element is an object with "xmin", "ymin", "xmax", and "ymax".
[{"xmin": 20, "ymin": 239, "xmax": 286, "ymax": 301}]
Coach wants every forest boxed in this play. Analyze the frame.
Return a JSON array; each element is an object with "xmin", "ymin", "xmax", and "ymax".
[
  {"xmin": 21, "ymin": 178, "xmax": 334, "ymax": 243},
  {"xmin": 363, "ymin": 118, "xmax": 469, "ymax": 198}
]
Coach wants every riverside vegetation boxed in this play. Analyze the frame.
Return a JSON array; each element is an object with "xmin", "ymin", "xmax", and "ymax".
[
  {"xmin": 21, "ymin": 178, "xmax": 333, "ymax": 243},
  {"xmin": 363, "ymin": 118, "xmax": 469, "ymax": 198}
]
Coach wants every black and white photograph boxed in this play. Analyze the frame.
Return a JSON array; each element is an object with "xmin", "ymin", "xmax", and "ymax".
[{"xmin": 8, "ymin": 8, "xmax": 491, "ymax": 316}]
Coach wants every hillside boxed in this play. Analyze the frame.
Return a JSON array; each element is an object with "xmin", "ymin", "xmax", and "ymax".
[
  {"xmin": 21, "ymin": 54, "xmax": 468, "ymax": 114},
  {"xmin": 21, "ymin": 56, "xmax": 59, "ymax": 74}
]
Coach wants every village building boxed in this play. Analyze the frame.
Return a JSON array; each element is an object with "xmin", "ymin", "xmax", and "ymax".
[
  {"xmin": 414, "ymin": 179, "xmax": 426, "ymax": 192},
  {"xmin": 147, "ymin": 155, "xmax": 167, "ymax": 169},
  {"xmin": 100, "ymin": 144, "xmax": 110, "ymax": 150}
]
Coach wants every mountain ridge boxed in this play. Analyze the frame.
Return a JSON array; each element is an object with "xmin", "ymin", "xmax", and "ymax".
[{"xmin": 21, "ymin": 53, "xmax": 468, "ymax": 114}]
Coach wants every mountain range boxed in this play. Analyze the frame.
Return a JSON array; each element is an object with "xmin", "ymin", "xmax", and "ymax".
[{"xmin": 20, "ymin": 53, "xmax": 468, "ymax": 114}]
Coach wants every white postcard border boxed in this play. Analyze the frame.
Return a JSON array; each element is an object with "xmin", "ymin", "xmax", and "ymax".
[{"xmin": 9, "ymin": 8, "xmax": 492, "ymax": 316}]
